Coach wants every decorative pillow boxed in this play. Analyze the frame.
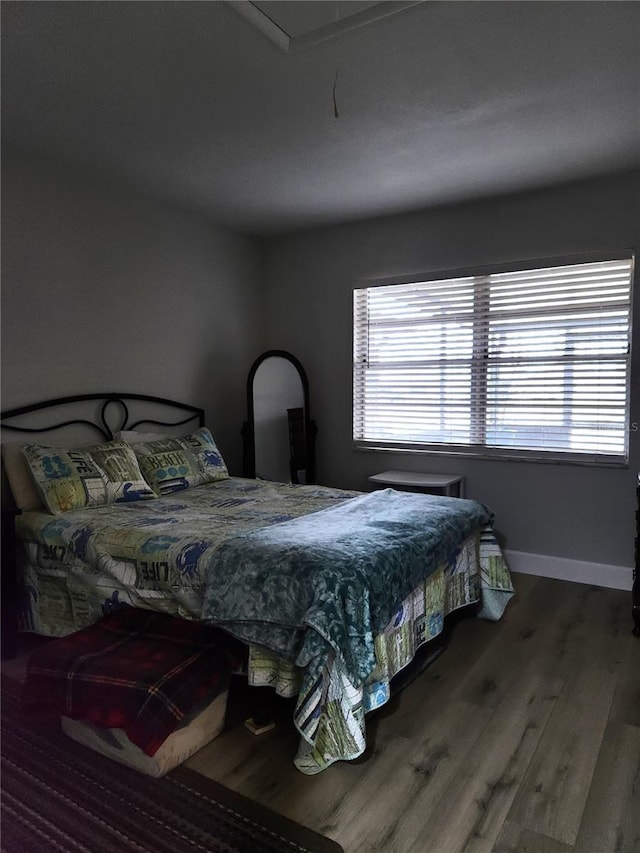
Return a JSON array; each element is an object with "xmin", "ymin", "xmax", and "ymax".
[
  {"xmin": 22, "ymin": 440, "xmax": 157, "ymax": 514},
  {"xmin": 1, "ymin": 442, "xmax": 45, "ymax": 512},
  {"xmin": 132, "ymin": 427, "xmax": 229, "ymax": 495}
]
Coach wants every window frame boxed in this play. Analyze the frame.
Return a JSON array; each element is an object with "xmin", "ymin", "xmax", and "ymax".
[{"xmin": 353, "ymin": 251, "xmax": 635, "ymax": 467}]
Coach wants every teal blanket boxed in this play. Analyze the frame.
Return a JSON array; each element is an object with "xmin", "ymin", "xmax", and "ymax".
[{"xmin": 202, "ymin": 489, "xmax": 493, "ymax": 685}]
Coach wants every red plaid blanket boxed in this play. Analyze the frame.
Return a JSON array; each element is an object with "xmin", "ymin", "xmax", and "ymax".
[{"xmin": 22, "ymin": 608, "xmax": 245, "ymax": 756}]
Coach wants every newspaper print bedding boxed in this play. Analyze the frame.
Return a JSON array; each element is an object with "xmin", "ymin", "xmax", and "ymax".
[
  {"xmin": 14, "ymin": 477, "xmax": 514, "ymax": 773},
  {"xmin": 15, "ymin": 478, "xmax": 362, "ymax": 635}
]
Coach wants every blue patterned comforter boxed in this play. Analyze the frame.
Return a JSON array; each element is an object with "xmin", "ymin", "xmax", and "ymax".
[
  {"xmin": 16, "ymin": 478, "xmax": 512, "ymax": 773},
  {"xmin": 202, "ymin": 488, "xmax": 492, "ymax": 686}
]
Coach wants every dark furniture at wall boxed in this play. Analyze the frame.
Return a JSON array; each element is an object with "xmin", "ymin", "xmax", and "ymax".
[
  {"xmin": 634, "ymin": 475, "xmax": 639, "ymax": 636},
  {"xmin": 287, "ymin": 407, "xmax": 306, "ymax": 484}
]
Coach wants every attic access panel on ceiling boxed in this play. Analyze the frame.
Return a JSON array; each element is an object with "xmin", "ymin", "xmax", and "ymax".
[{"xmin": 226, "ymin": 0, "xmax": 422, "ymax": 52}]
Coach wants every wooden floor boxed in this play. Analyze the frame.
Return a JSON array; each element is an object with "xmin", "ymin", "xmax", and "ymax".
[{"xmin": 186, "ymin": 574, "xmax": 640, "ymax": 853}]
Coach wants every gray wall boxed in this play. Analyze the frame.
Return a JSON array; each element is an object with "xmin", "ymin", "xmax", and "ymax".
[
  {"xmin": 1, "ymin": 149, "xmax": 262, "ymax": 474},
  {"xmin": 260, "ymin": 173, "xmax": 640, "ymax": 568},
  {"xmin": 3, "ymin": 150, "xmax": 638, "ymax": 568}
]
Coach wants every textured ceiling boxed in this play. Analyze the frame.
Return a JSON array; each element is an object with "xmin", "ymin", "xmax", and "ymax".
[{"xmin": 2, "ymin": 1, "xmax": 639, "ymax": 235}]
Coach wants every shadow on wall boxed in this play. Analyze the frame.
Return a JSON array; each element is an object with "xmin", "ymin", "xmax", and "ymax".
[{"xmin": 195, "ymin": 347, "xmax": 247, "ymax": 477}]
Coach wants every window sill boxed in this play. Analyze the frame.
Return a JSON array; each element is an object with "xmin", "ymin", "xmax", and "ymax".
[{"xmin": 353, "ymin": 442, "xmax": 629, "ymax": 469}]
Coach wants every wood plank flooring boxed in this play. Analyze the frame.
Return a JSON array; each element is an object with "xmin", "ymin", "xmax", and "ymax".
[{"xmin": 186, "ymin": 574, "xmax": 640, "ymax": 853}]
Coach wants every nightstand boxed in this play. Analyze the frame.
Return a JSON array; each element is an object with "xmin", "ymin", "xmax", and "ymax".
[{"xmin": 368, "ymin": 470, "xmax": 465, "ymax": 498}]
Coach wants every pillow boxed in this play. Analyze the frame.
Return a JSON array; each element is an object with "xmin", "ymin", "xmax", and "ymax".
[
  {"xmin": 1, "ymin": 443, "xmax": 45, "ymax": 512},
  {"xmin": 132, "ymin": 427, "xmax": 229, "ymax": 495},
  {"xmin": 115, "ymin": 430, "xmax": 168, "ymax": 445},
  {"xmin": 22, "ymin": 440, "xmax": 156, "ymax": 514}
]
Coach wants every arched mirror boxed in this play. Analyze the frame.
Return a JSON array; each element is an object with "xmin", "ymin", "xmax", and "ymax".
[{"xmin": 242, "ymin": 350, "xmax": 316, "ymax": 484}]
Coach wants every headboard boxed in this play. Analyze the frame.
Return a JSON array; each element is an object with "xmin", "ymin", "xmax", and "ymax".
[
  {"xmin": 0, "ymin": 393, "xmax": 206, "ymax": 511},
  {"xmin": 0, "ymin": 393, "xmax": 205, "ymax": 443}
]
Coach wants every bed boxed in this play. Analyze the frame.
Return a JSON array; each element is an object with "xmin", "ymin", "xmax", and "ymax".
[{"xmin": 1, "ymin": 393, "xmax": 514, "ymax": 774}]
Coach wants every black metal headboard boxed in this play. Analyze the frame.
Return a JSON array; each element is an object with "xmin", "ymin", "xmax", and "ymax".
[{"xmin": 0, "ymin": 393, "xmax": 205, "ymax": 442}]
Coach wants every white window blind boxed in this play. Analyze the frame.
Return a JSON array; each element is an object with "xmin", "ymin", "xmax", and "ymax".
[{"xmin": 353, "ymin": 257, "xmax": 634, "ymax": 462}]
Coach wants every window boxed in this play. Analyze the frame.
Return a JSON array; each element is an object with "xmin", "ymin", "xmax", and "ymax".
[{"xmin": 353, "ymin": 256, "xmax": 634, "ymax": 463}]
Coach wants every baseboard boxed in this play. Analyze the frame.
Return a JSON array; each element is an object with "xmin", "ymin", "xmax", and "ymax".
[{"xmin": 504, "ymin": 549, "xmax": 633, "ymax": 591}]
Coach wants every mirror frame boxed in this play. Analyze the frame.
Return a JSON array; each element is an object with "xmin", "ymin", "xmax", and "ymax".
[{"xmin": 242, "ymin": 350, "xmax": 317, "ymax": 484}]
